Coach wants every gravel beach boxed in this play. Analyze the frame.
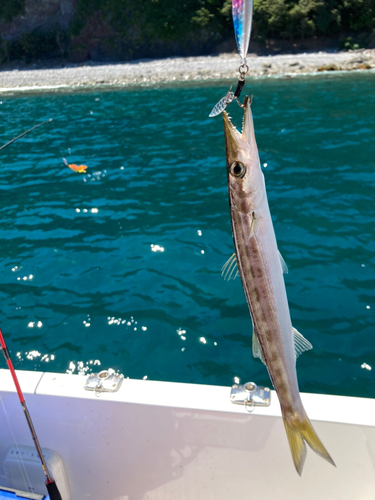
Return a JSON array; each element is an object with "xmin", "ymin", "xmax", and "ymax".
[{"xmin": 0, "ymin": 49, "xmax": 374, "ymax": 91}]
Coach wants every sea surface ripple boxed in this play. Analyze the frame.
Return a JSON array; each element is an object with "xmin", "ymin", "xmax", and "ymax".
[{"xmin": 0, "ymin": 72, "xmax": 374, "ymax": 398}]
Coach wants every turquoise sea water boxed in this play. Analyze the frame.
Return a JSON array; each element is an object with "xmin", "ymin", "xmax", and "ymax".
[{"xmin": 0, "ymin": 71, "xmax": 374, "ymax": 398}]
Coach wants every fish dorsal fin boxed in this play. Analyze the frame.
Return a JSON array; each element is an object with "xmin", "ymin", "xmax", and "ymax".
[
  {"xmin": 221, "ymin": 253, "xmax": 239, "ymax": 281},
  {"xmin": 278, "ymin": 249, "xmax": 288, "ymax": 274},
  {"xmin": 293, "ymin": 327, "xmax": 313, "ymax": 359},
  {"xmin": 252, "ymin": 330, "xmax": 266, "ymax": 365}
]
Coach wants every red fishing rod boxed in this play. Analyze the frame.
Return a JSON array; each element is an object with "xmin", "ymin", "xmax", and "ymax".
[{"xmin": 0, "ymin": 328, "xmax": 62, "ymax": 500}]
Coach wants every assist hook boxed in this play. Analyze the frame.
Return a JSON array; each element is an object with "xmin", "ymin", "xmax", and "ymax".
[{"xmin": 209, "ymin": 62, "xmax": 249, "ymax": 117}]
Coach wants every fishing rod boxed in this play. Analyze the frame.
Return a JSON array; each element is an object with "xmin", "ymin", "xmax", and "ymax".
[
  {"xmin": 209, "ymin": 0, "xmax": 254, "ymax": 117},
  {"xmin": 0, "ymin": 119, "xmax": 53, "ymax": 152},
  {"xmin": 0, "ymin": 328, "xmax": 63, "ymax": 500}
]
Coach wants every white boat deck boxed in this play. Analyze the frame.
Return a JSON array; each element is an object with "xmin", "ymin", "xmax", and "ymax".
[{"xmin": 0, "ymin": 369, "xmax": 374, "ymax": 500}]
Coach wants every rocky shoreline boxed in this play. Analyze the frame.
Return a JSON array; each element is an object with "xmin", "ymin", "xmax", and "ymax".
[{"xmin": 0, "ymin": 49, "xmax": 374, "ymax": 91}]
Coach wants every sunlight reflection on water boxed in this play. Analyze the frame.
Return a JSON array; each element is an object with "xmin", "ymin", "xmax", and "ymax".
[{"xmin": 0, "ymin": 73, "xmax": 374, "ymax": 398}]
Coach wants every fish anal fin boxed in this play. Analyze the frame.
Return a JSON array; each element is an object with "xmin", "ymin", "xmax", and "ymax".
[
  {"xmin": 283, "ymin": 411, "xmax": 335, "ymax": 476},
  {"xmin": 252, "ymin": 330, "xmax": 266, "ymax": 365},
  {"xmin": 278, "ymin": 249, "xmax": 288, "ymax": 274},
  {"xmin": 221, "ymin": 253, "xmax": 239, "ymax": 281},
  {"xmin": 292, "ymin": 327, "xmax": 312, "ymax": 360}
]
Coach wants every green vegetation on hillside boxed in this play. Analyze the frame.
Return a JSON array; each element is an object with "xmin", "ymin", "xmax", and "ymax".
[
  {"xmin": 254, "ymin": 0, "xmax": 374, "ymax": 39},
  {"xmin": 0, "ymin": 0, "xmax": 374, "ymax": 63},
  {"xmin": 70, "ymin": 0, "xmax": 374, "ymax": 46},
  {"xmin": 0, "ymin": 0, "xmax": 25, "ymax": 23}
]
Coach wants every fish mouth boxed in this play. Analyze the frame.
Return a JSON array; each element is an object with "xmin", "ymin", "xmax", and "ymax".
[{"xmin": 223, "ymin": 96, "xmax": 250, "ymax": 162}]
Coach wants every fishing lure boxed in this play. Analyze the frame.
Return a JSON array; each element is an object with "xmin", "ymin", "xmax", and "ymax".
[
  {"xmin": 232, "ymin": 0, "xmax": 253, "ymax": 64},
  {"xmin": 68, "ymin": 164, "xmax": 88, "ymax": 173},
  {"xmin": 209, "ymin": 0, "xmax": 253, "ymax": 117},
  {"xmin": 63, "ymin": 157, "xmax": 88, "ymax": 173}
]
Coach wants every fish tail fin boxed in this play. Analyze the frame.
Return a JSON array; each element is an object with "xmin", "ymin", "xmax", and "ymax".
[{"xmin": 283, "ymin": 410, "xmax": 336, "ymax": 476}]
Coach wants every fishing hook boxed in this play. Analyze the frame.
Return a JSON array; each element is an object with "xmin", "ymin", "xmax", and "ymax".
[{"xmin": 209, "ymin": 63, "xmax": 250, "ymax": 117}]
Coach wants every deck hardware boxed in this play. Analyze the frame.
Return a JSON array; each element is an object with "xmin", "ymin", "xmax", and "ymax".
[
  {"xmin": 84, "ymin": 369, "xmax": 124, "ymax": 394},
  {"xmin": 230, "ymin": 381, "xmax": 271, "ymax": 412}
]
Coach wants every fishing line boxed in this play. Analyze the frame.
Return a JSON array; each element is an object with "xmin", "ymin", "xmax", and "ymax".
[
  {"xmin": 50, "ymin": 117, "xmax": 71, "ymax": 167},
  {"xmin": 51, "ymin": 117, "xmax": 88, "ymax": 173},
  {"xmin": 0, "ymin": 119, "xmax": 53, "ymax": 152},
  {"xmin": 209, "ymin": 0, "xmax": 254, "ymax": 117}
]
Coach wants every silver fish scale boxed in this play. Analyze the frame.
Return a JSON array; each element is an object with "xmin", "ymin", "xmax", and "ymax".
[{"xmin": 209, "ymin": 92, "xmax": 235, "ymax": 118}]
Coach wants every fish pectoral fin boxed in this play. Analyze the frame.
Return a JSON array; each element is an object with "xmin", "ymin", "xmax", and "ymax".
[
  {"xmin": 248, "ymin": 211, "xmax": 257, "ymax": 241},
  {"xmin": 221, "ymin": 253, "xmax": 240, "ymax": 281},
  {"xmin": 252, "ymin": 330, "xmax": 266, "ymax": 365},
  {"xmin": 293, "ymin": 327, "xmax": 313, "ymax": 359},
  {"xmin": 278, "ymin": 249, "xmax": 288, "ymax": 274}
]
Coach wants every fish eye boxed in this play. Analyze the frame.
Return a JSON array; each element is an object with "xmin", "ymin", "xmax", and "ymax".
[{"xmin": 230, "ymin": 161, "xmax": 246, "ymax": 178}]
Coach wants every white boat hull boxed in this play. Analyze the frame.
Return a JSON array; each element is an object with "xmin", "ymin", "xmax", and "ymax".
[{"xmin": 0, "ymin": 369, "xmax": 374, "ymax": 500}]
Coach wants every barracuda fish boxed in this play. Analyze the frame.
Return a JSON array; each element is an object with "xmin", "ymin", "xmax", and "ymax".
[{"xmin": 222, "ymin": 96, "xmax": 335, "ymax": 475}]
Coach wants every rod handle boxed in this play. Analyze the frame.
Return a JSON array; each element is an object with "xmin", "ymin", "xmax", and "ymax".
[{"xmin": 46, "ymin": 479, "xmax": 63, "ymax": 500}]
